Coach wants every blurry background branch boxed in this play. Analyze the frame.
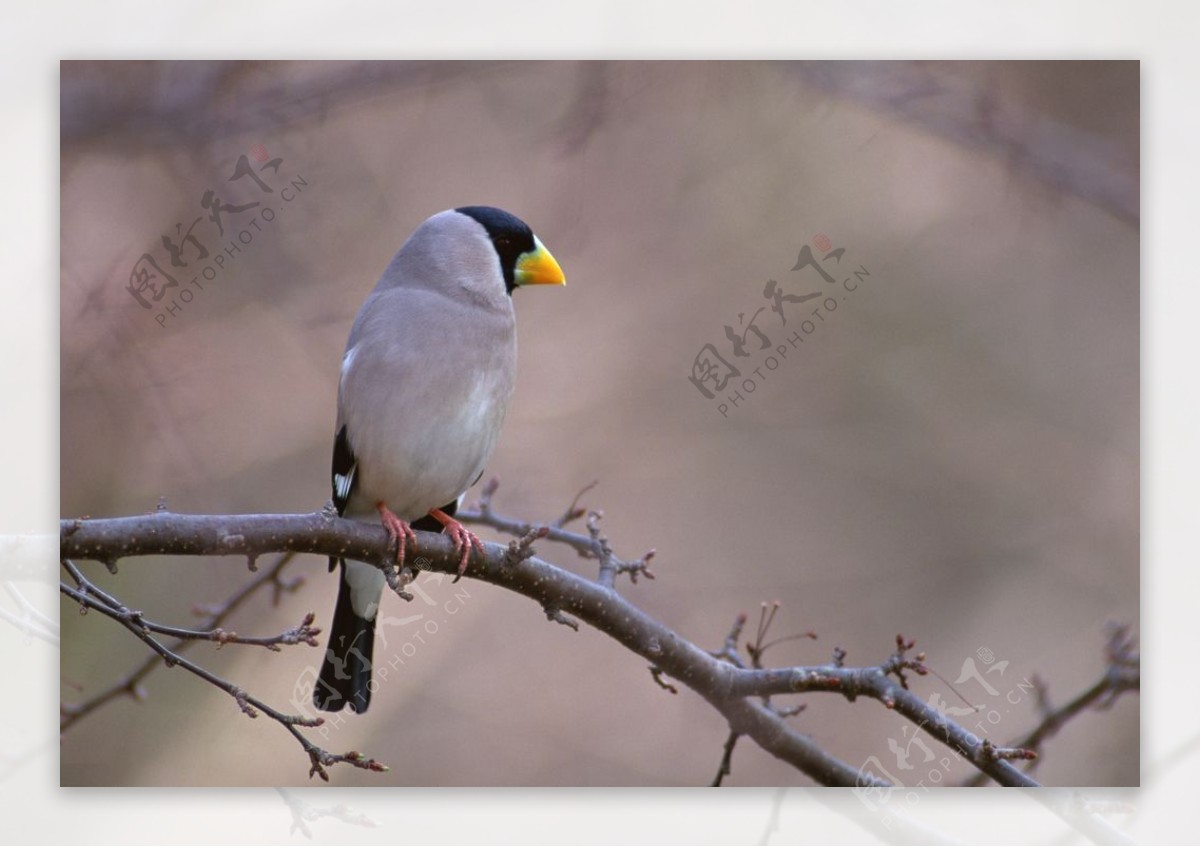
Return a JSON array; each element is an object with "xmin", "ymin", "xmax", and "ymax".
[
  {"xmin": 60, "ymin": 485, "xmax": 1135, "ymax": 786},
  {"xmin": 790, "ymin": 61, "xmax": 1138, "ymax": 223},
  {"xmin": 61, "ymin": 60, "xmax": 1138, "ymax": 225},
  {"xmin": 60, "ymin": 61, "xmax": 503, "ymax": 147}
]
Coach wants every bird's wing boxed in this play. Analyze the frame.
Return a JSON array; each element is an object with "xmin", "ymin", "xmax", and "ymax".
[{"xmin": 331, "ymin": 422, "xmax": 357, "ymax": 518}]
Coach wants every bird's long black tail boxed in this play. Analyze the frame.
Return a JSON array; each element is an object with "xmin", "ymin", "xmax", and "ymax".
[{"xmin": 313, "ymin": 560, "xmax": 375, "ymax": 714}]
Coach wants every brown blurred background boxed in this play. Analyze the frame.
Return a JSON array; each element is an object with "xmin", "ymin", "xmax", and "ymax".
[{"xmin": 59, "ymin": 60, "xmax": 1138, "ymax": 787}]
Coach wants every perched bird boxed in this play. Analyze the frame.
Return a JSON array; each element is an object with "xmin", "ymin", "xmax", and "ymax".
[{"xmin": 313, "ymin": 206, "xmax": 566, "ymax": 713}]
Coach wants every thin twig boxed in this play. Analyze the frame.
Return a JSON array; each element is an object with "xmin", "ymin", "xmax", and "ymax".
[
  {"xmin": 60, "ymin": 550, "xmax": 305, "ymax": 731},
  {"xmin": 64, "ymin": 562, "xmax": 320, "ymax": 649},
  {"xmin": 711, "ymin": 731, "xmax": 740, "ymax": 787},
  {"xmin": 461, "ymin": 478, "xmax": 655, "ymax": 586},
  {"xmin": 963, "ymin": 625, "xmax": 1140, "ymax": 786},
  {"xmin": 554, "ymin": 479, "xmax": 598, "ymax": 528},
  {"xmin": 60, "ymin": 579, "xmax": 386, "ymax": 780},
  {"xmin": 649, "ymin": 666, "xmax": 678, "ymax": 694}
]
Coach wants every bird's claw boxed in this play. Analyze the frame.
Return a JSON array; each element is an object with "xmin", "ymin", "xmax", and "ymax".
[
  {"xmin": 430, "ymin": 508, "xmax": 485, "ymax": 580},
  {"xmin": 377, "ymin": 503, "xmax": 417, "ymax": 567}
]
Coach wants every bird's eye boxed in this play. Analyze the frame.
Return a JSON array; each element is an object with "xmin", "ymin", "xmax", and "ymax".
[{"xmin": 495, "ymin": 237, "xmax": 511, "ymax": 248}]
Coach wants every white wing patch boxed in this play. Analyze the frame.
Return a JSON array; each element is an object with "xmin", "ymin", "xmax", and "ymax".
[
  {"xmin": 340, "ymin": 345, "xmax": 358, "ymax": 389},
  {"xmin": 334, "ymin": 464, "xmax": 357, "ymax": 503}
]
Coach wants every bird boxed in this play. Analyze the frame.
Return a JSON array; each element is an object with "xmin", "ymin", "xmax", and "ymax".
[{"xmin": 312, "ymin": 205, "xmax": 566, "ymax": 714}]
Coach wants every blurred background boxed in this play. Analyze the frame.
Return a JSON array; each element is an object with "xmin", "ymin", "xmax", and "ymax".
[{"xmin": 59, "ymin": 60, "xmax": 1138, "ymax": 787}]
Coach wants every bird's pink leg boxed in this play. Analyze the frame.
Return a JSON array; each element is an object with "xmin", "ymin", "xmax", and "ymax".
[
  {"xmin": 429, "ymin": 508, "xmax": 485, "ymax": 579},
  {"xmin": 377, "ymin": 502, "xmax": 417, "ymax": 567}
]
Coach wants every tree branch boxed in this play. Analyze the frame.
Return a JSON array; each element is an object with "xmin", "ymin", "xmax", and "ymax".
[
  {"xmin": 60, "ymin": 558, "xmax": 386, "ymax": 781},
  {"xmin": 61, "ymin": 559, "xmax": 320, "ymax": 649},
  {"xmin": 60, "ymin": 549, "xmax": 306, "ymax": 732},
  {"xmin": 459, "ymin": 479, "xmax": 656, "ymax": 586},
  {"xmin": 58, "ymin": 498, "xmax": 1064, "ymax": 787},
  {"xmin": 963, "ymin": 624, "xmax": 1140, "ymax": 786}
]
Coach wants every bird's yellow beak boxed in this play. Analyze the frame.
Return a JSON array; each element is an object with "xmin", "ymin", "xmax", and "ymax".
[{"xmin": 515, "ymin": 237, "xmax": 566, "ymax": 286}]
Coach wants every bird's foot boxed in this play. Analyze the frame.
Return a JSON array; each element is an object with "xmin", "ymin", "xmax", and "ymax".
[
  {"xmin": 377, "ymin": 502, "xmax": 417, "ymax": 567},
  {"xmin": 429, "ymin": 508, "xmax": 485, "ymax": 580}
]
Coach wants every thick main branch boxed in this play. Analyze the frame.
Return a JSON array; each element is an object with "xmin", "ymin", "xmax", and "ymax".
[{"xmin": 61, "ymin": 510, "xmax": 1037, "ymax": 787}]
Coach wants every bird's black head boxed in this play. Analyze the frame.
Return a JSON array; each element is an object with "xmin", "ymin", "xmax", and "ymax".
[{"xmin": 455, "ymin": 206, "xmax": 538, "ymax": 295}]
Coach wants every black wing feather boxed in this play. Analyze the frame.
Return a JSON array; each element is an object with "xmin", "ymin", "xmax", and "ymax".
[
  {"xmin": 331, "ymin": 424, "xmax": 357, "ymax": 517},
  {"xmin": 329, "ymin": 425, "xmax": 358, "ymax": 573}
]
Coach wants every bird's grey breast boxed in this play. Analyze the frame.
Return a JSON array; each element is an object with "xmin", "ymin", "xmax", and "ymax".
[{"xmin": 339, "ymin": 287, "xmax": 516, "ymax": 519}]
